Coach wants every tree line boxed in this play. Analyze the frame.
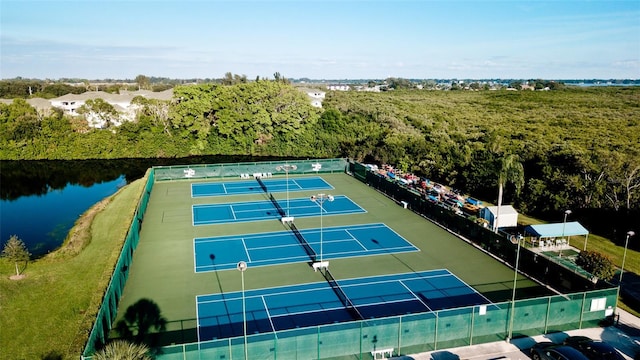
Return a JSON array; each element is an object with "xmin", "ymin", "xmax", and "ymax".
[{"xmin": 0, "ymin": 82, "xmax": 638, "ymax": 238}]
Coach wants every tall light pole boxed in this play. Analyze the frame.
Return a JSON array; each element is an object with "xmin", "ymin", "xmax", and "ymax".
[
  {"xmin": 310, "ymin": 194, "xmax": 334, "ymax": 263},
  {"xmin": 237, "ymin": 261, "xmax": 248, "ymax": 360},
  {"xmin": 507, "ymin": 236, "xmax": 521, "ymax": 343},
  {"xmin": 619, "ymin": 231, "xmax": 635, "ymax": 286},
  {"xmin": 560, "ymin": 209, "xmax": 571, "ymax": 257},
  {"xmin": 276, "ymin": 164, "xmax": 297, "ymax": 220}
]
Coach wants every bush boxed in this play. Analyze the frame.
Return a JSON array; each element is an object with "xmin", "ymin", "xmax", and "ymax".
[{"xmin": 576, "ymin": 250, "xmax": 616, "ymax": 281}]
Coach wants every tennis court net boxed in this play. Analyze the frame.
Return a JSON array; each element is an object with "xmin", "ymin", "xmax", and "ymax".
[
  {"xmin": 269, "ymin": 193, "xmax": 286, "ymax": 217},
  {"xmin": 323, "ymin": 268, "xmax": 364, "ymax": 321},
  {"xmin": 256, "ymin": 176, "xmax": 268, "ymax": 193},
  {"xmin": 288, "ymin": 223, "xmax": 316, "ymax": 261}
]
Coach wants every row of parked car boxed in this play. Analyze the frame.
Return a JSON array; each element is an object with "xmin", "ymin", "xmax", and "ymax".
[{"xmin": 530, "ymin": 336, "xmax": 627, "ymax": 360}]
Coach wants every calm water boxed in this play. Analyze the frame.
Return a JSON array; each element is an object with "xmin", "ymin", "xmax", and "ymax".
[
  {"xmin": 0, "ymin": 155, "xmax": 284, "ymax": 256},
  {"xmin": 0, "ymin": 176, "xmax": 127, "ymax": 256}
]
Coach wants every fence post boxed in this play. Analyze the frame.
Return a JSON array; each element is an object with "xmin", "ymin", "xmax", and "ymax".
[
  {"xmin": 434, "ymin": 311, "xmax": 439, "ymax": 351},
  {"xmin": 398, "ymin": 316, "xmax": 402, "ymax": 355},
  {"xmin": 544, "ymin": 296, "xmax": 551, "ymax": 334},
  {"xmin": 470, "ymin": 306, "xmax": 475, "ymax": 346},
  {"xmin": 359, "ymin": 320, "xmax": 363, "ymax": 360},
  {"xmin": 579, "ymin": 292, "xmax": 586, "ymax": 329}
]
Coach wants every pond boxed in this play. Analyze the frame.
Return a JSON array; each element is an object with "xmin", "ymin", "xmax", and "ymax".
[
  {"xmin": 0, "ymin": 156, "xmax": 285, "ymax": 256},
  {"xmin": 1, "ymin": 176, "xmax": 127, "ymax": 255}
]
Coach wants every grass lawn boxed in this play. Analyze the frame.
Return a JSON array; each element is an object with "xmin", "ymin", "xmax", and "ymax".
[{"xmin": 0, "ymin": 177, "xmax": 146, "ymax": 360}]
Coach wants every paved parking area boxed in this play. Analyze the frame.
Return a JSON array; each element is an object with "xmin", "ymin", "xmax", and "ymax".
[{"xmin": 394, "ymin": 309, "xmax": 639, "ymax": 360}]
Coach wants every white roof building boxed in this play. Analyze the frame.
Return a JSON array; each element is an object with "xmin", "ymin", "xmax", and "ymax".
[
  {"xmin": 297, "ymin": 88, "xmax": 326, "ymax": 108},
  {"xmin": 479, "ymin": 205, "xmax": 519, "ymax": 230},
  {"xmin": 47, "ymin": 89, "xmax": 173, "ymax": 128}
]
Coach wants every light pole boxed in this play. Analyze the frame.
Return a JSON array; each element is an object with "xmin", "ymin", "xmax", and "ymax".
[
  {"xmin": 507, "ymin": 235, "xmax": 521, "ymax": 343},
  {"xmin": 619, "ymin": 231, "xmax": 635, "ymax": 286},
  {"xmin": 310, "ymin": 194, "xmax": 334, "ymax": 263},
  {"xmin": 237, "ymin": 261, "xmax": 248, "ymax": 360},
  {"xmin": 276, "ymin": 164, "xmax": 297, "ymax": 220},
  {"xmin": 559, "ymin": 209, "xmax": 571, "ymax": 257}
]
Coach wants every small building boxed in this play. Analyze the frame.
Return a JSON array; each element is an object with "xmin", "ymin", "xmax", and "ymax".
[
  {"xmin": 523, "ymin": 222, "xmax": 589, "ymax": 249},
  {"xmin": 297, "ymin": 88, "xmax": 325, "ymax": 108},
  {"xmin": 326, "ymin": 84, "xmax": 350, "ymax": 91},
  {"xmin": 479, "ymin": 205, "xmax": 518, "ymax": 230}
]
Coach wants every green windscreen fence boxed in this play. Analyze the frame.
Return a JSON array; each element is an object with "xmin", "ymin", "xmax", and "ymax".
[
  {"xmin": 153, "ymin": 158, "xmax": 348, "ymax": 181},
  {"xmin": 151, "ymin": 288, "xmax": 617, "ymax": 360},
  {"xmin": 82, "ymin": 169, "xmax": 155, "ymax": 358}
]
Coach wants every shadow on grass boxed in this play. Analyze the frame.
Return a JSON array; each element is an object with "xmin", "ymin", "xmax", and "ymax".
[{"xmin": 40, "ymin": 350, "xmax": 63, "ymax": 360}]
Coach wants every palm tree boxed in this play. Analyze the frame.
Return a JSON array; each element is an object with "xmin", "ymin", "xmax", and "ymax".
[
  {"xmin": 494, "ymin": 154, "xmax": 524, "ymax": 233},
  {"xmin": 93, "ymin": 340, "xmax": 151, "ymax": 360}
]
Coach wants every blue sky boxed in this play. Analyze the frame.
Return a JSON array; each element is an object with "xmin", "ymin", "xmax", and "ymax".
[{"xmin": 1, "ymin": 0, "xmax": 639, "ymax": 80}]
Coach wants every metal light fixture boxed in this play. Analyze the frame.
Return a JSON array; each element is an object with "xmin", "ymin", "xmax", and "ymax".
[
  {"xmin": 507, "ymin": 235, "xmax": 521, "ymax": 342},
  {"xmin": 237, "ymin": 261, "xmax": 248, "ymax": 360},
  {"xmin": 310, "ymin": 194, "xmax": 334, "ymax": 263},
  {"xmin": 276, "ymin": 164, "xmax": 297, "ymax": 220}
]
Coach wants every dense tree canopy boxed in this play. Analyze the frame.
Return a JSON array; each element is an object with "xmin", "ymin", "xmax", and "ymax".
[{"xmin": 1, "ymin": 84, "xmax": 639, "ymax": 224}]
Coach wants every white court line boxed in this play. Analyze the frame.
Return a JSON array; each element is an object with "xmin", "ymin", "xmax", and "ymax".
[
  {"xmin": 349, "ymin": 295, "xmax": 423, "ymax": 310},
  {"xmin": 399, "ymin": 280, "xmax": 434, "ymax": 312},
  {"xmin": 221, "ymin": 183, "xmax": 228, "ymax": 194},
  {"xmin": 339, "ymin": 273, "xmax": 454, "ymax": 289},
  {"xmin": 192, "ymin": 238, "xmax": 198, "ymax": 273},
  {"xmin": 196, "ymin": 231, "xmax": 296, "ymax": 244},
  {"xmin": 447, "ymin": 271, "xmax": 499, "ymax": 309},
  {"xmin": 229, "ymin": 205, "xmax": 237, "ymax": 220},
  {"xmin": 261, "ymin": 296, "xmax": 277, "ymax": 333},
  {"xmin": 344, "ymin": 229, "xmax": 367, "ymax": 250},
  {"xmin": 241, "ymin": 238, "xmax": 252, "ymax": 262},
  {"xmin": 269, "ymin": 303, "xmax": 349, "ymax": 319},
  {"xmin": 289, "ymin": 178, "xmax": 304, "ymax": 191},
  {"xmin": 198, "ymin": 284, "xmax": 329, "ymax": 305}
]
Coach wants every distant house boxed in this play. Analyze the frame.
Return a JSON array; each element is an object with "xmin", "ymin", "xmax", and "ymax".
[
  {"xmin": 479, "ymin": 205, "xmax": 518, "ymax": 230},
  {"xmin": 50, "ymin": 96, "xmax": 82, "ymax": 115},
  {"xmin": 326, "ymin": 84, "xmax": 350, "ymax": 91},
  {"xmin": 48, "ymin": 89, "xmax": 173, "ymax": 128},
  {"xmin": 298, "ymin": 88, "xmax": 326, "ymax": 108}
]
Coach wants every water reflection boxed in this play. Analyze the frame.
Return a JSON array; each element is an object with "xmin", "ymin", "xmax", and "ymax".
[{"xmin": 0, "ymin": 155, "xmax": 285, "ymax": 256}]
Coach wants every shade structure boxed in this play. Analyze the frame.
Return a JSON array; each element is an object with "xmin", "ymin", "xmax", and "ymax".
[{"xmin": 524, "ymin": 222, "xmax": 588, "ymax": 238}]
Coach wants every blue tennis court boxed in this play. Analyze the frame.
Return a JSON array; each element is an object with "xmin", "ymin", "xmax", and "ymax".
[
  {"xmin": 192, "ymin": 177, "xmax": 333, "ymax": 197},
  {"xmin": 194, "ymin": 223, "xmax": 418, "ymax": 272},
  {"xmin": 196, "ymin": 270, "xmax": 494, "ymax": 341},
  {"xmin": 192, "ymin": 195, "xmax": 366, "ymax": 226}
]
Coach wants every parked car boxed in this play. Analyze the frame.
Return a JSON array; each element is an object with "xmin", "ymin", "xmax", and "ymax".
[
  {"xmin": 563, "ymin": 336, "xmax": 625, "ymax": 360},
  {"xmin": 530, "ymin": 342, "xmax": 591, "ymax": 360}
]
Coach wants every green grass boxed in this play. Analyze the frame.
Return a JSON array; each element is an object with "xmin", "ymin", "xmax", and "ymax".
[{"xmin": 0, "ymin": 177, "xmax": 146, "ymax": 360}]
